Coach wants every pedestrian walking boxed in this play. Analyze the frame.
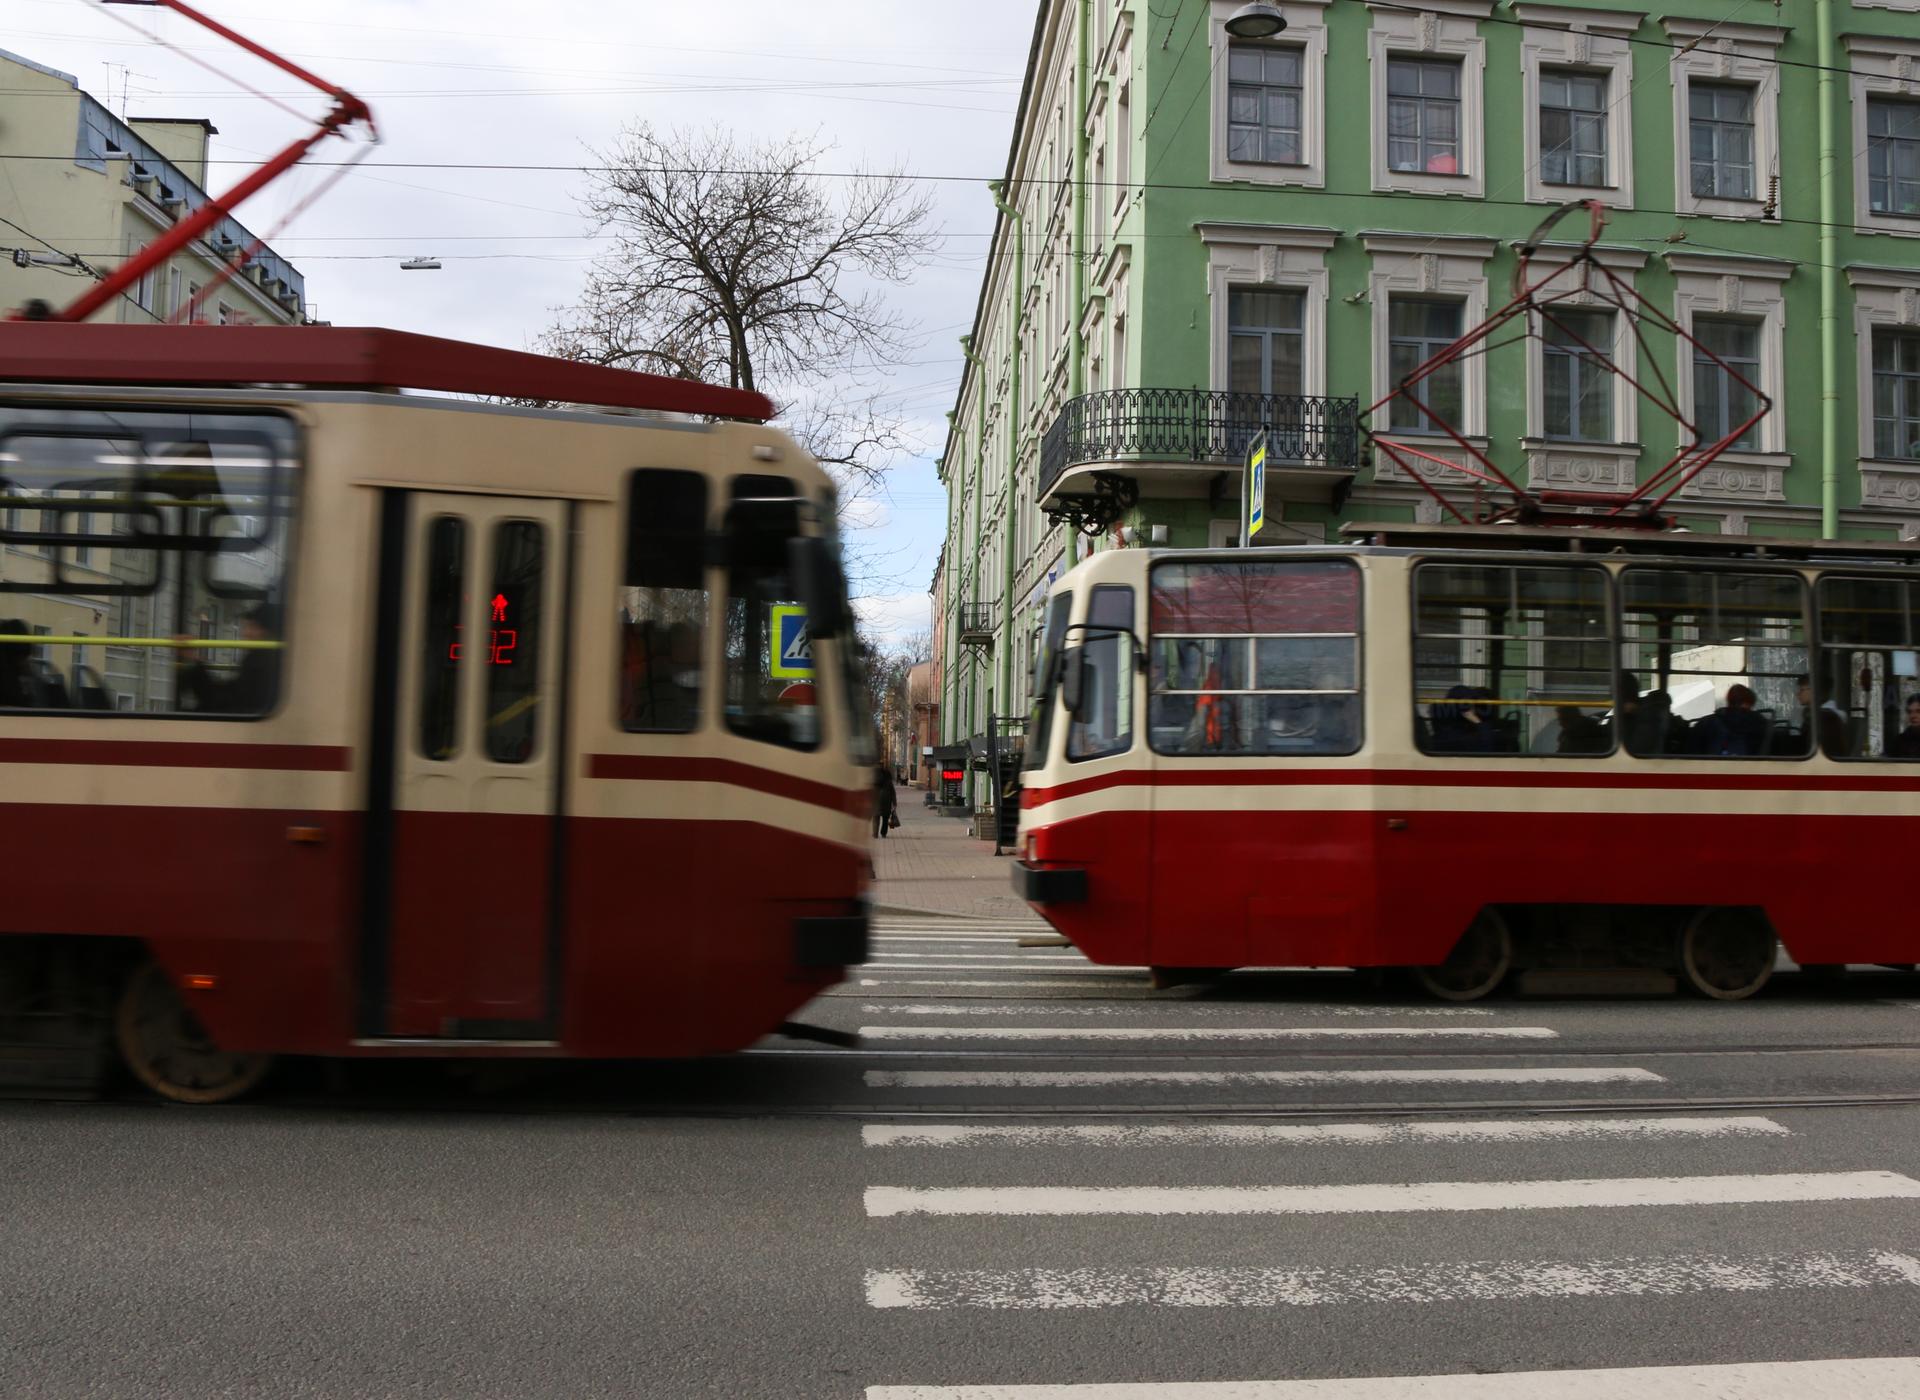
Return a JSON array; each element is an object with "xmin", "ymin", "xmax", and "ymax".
[{"xmin": 871, "ymin": 763, "xmax": 898, "ymax": 839}]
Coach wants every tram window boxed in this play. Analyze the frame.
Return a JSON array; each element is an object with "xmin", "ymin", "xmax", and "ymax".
[
  {"xmin": 1618, "ymin": 569, "xmax": 1807, "ymax": 759},
  {"xmin": 1067, "ymin": 585, "xmax": 1136, "ymax": 762},
  {"xmin": 1413, "ymin": 564, "xmax": 1612, "ymax": 757},
  {"xmin": 1814, "ymin": 576, "xmax": 1920, "ymax": 760},
  {"xmin": 484, "ymin": 521, "xmax": 544, "ymax": 764},
  {"xmin": 620, "ymin": 469, "xmax": 708, "ymax": 733},
  {"xmin": 0, "ymin": 408, "xmax": 296, "ymax": 718},
  {"xmin": 722, "ymin": 494, "xmax": 819, "ymax": 752},
  {"xmin": 1147, "ymin": 559, "xmax": 1361, "ymax": 757},
  {"xmin": 418, "ymin": 516, "xmax": 465, "ymax": 761},
  {"xmin": 1023, "ymin": 590, "xmax": 1074, "ymax": 771}
]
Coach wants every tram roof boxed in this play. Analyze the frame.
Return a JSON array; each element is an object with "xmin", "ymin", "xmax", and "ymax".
[
  {"xmin": 1337, "ymin": 520, "xmax": 1920, "ymax": 565},
  {"xmin": 0, "ymin": 322, "xmax": 775, "ymax": 422}
]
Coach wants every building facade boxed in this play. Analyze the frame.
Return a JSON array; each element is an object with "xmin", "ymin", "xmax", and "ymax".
[
  {"xmin": 936, "ymin": 0, "xmax": 1920, "ymax": 787},
  {"xmin": 0, "ymin": 47, "xmax": 308, "ymax": 326}
]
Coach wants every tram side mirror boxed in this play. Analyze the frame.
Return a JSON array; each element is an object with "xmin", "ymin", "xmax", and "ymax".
[
  {"xmin": 1058, "ymin": 645, "xmax": 1087, "ymax": 719},
  {"xmin": 788, "ymin": 536, "xmax": 849, "ymax": 641}
]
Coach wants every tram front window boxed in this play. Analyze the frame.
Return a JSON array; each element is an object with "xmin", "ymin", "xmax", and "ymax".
[
  {"xmin": 0, "ymin": 407, "xmax": 296, "ymax": 718},
  {"xmin": 1023, "ymin": 590, "xmax": 1074, "ymax": 771},
  {"xmin": 1147, "ymin": 559, "xmax": 1361, "ymax": 757},
  {"xmin": 722, "ymin": 483, "xmax": 819, "ymax": 752},
  {"xmin": 1066, "ymin": 585, "xmax": 1135, "ymax": 762}
]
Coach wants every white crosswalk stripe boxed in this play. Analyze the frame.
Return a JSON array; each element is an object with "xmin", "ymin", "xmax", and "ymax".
[
  {"xmin": 865, "ymin": 1066, "xmax": 1662, "ymax": 1089},
  {"xmin": 861, "ymin": 1117, "xmax": 1792, "ymax": 1149},
  {"xmin": 860, "ymin": 1003, "xmax": 1499, "ymax": 1017},
  {"xmin": 865, "ymin": 1356, "xmax": 1920, "ymax": 1397},
  {"xmin": 858, "ymin": 1025, "xmax": 1558, "ymax": 1043},
  {"xmin": 865, "ymin": 1170, "xmax": 1920, "ymax": 1218},
  {"xmin": 865, "ymin": 1247, "xmax": 1920, "ymax": 1310}
]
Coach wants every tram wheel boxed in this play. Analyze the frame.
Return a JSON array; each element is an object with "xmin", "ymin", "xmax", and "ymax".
[
  {"xmin": 1677, "ymin": 909, "xmax": 1777, "ymax": 1001},
  {"xmin": 1414, "ymin": 909, "xmax": 1512, "ymax": 1003},
  {"xmin": 115, "ymin": 962, "xmax": 273, "ymax": 1104}
]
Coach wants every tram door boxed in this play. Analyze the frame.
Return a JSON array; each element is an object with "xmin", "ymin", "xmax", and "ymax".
[{"xmin": 368, "ymin": 493, "xmax": 570, "ymax": 1039}]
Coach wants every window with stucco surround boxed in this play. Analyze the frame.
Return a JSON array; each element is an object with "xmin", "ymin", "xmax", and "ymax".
[
  {"xmin": 1209, "ymin": 0, "xmax": 1329, "ymax": 189},
  {"xmin": 1661, "ymin": 18, "xmax": 1784, "ymax": 220},
  {"xmin": 1197, "ymin": 223, "xmax": 1334, "ymax": 403},
  {"xmin": 1854, "ymin": 1, "xmax": 1920, "ymax": 12},
  {"xmin": 1361, "ymin": 234, "xmax": 1496, "ymax": 493},
  {"xmin": 1846, "ymin": 264, "xmax": 1920, "ymax": 511},
  {"xmin": 1366, "ymin": 1, "xmax": 1489, "ymax": 198},
  {"xmin": 1666, "ymin": 253, "xmax": 1792, "ymax": 509},
  {"xmin": 1516, "ymin": 244, "xmax": 1649, "ymax": 498},
  {"xmin": 1845, "ymin": 33, "xmax": 1920, "ymax": 236},
  {"xmin": 1515, "ymin": 5, "xmax": 1641, "ymax": 208}
]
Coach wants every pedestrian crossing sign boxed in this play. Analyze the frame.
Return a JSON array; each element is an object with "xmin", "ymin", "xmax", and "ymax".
[
  {"xmin": 1247, "ymin": 431, "xmax": 1267, "ymax": 540},
  {"xmin": 770, "ymin": 604, "xmax": 814, "ymax": 678}
]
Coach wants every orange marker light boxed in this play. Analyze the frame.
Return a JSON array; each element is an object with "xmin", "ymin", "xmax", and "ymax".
[{"xmin": 183, "ymin": 974, "xmax": 217, "ymax": 991}]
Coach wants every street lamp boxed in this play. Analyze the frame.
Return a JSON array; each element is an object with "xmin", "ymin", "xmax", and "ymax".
[{"xmin": 1223, "ymin": 2, "xmax": 1287, "ymax": 38}]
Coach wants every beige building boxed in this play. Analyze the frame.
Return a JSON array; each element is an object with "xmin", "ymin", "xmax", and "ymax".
[{"xmin": 0, "ymin": 47, "xmax": 308, "ymax": 326}]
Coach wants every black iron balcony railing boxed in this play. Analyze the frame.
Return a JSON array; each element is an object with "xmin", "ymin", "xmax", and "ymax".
[
  {"xmin": 957, "ymin": 602, "xmax": 996, "ymax": 639},
  {"xmin": 1039, "ymin": 388, "xmax": 1363, "ymax": 496}
]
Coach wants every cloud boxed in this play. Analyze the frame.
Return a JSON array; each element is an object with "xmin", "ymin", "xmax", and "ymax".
[{"xmin": 854, "ymin": 589, "xmax": 932, "ymax": 643}]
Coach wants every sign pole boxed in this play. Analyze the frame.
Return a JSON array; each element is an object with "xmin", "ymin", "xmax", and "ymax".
[{"xmin": 1243, "ymin": 429, "xmax": 1268, "ymax": 549}]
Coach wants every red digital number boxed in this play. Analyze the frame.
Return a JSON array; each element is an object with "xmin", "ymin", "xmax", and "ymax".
[{"xmin": 489, "ymin": 628, "xmax": 517, "ymax": 666}]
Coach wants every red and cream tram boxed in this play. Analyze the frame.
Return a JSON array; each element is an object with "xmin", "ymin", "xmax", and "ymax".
[
  {"xmin": 1014, "ymin": 523, "xmax": 1920, "ymax": 1001},
  {"xmin": 0, "ymin": 322, "xmax": 870, "ymax": 1101}
]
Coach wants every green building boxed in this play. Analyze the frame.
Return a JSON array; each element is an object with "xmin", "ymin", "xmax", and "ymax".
[{"xmin": 933, "ymin": 0, "xmax": 1920, "ymax": 779}]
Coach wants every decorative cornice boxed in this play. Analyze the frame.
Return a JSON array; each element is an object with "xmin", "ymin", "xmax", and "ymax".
[
  {"xmin": 1659, "ymin": 18, "xmax": 1788, "ymax": 48},
  {"xmin": 1848, "ymin": 263, "xmax": 1920, "ymax": 292},
  {"xmin": 1513, "ymin": 240, "xmax": 1651, "ymax": 270},
  {"xmin": 1509, "ymin": 4, "xmax": 1644, "ymax": 36},
  {"xmin": 1367, "ymin": 0, "xmax": 1493, "ymax": 17},
  {"xmin": 1193, "ymin": 222, "xmax": 1338, "ymax": 250},
  {"xmin": 1664, "ymin": 251, "xmax": 1796, "ymax": 281},
  {"xmin": 1842, "ymin": 33, "xmax": 1920, "ymax": 61},
  {"xmin": 1359, "ymin": 232, "xmax": 1500, "ymax": 258}
]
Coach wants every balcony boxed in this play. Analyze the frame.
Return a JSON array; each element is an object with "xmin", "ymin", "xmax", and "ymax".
[
  {"xmin": 957, "ymin": 603, "xmax": 996, "ymax": 645},
  {"xmin": 1038, "ymin": 388, "xmax": 1364, "ymax": 526}
]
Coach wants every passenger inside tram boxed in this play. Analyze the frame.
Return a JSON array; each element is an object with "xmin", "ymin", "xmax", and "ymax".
[
  {"xmin": 0, "ymin": 619, "xmax": 33, "ymax": 707},
  {"xmin": 1692, "ymin": 683, "xmax": 1769, "ymax": 757},
  {"xmin": 1890, "ymin": 695, "xmax": 1920, "ymax": 757},
  {"xmin": 173, "ymin": 604, "xmax": 281, "ymax": 714}
]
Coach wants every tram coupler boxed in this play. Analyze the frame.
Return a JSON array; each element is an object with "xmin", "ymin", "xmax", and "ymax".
[{"xmin": 777, "ymin": 1021, "xmax": 862, "ymax": 1050}]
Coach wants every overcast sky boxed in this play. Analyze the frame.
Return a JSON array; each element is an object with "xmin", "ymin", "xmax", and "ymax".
[{"xmin": 12, "ymin": 0, "xmax": 1035, "ymax": 640}]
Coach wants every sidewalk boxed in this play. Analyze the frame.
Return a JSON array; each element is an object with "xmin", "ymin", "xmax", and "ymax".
[{"xmin": 869, "ymin": 785, "xmax": 1044, "ymax": 922}]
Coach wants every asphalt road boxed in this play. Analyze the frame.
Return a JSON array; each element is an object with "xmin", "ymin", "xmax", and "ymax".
[{"xmin": 4, "ymin": 913, "xmax": 1920, "ymax": 1398}]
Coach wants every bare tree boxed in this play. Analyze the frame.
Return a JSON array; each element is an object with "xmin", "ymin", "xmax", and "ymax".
[{"xmin": 543, "ymin": 124, "xmax": 937, "ymax": 491}]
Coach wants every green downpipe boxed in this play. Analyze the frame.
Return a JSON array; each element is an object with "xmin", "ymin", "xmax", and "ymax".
[
  {"xmin": 937, "ymin": 416, "xmax": 956, "ymax": 744},
  {"xmin": 1071, "ymin": 0, "xmax": 1090, "ymax": 403},
  {"xmin": 1818, "ymin": 0, "xmax": 1842, "ymax": 539},
  {"xmin": 959, "ymin": 336, "xmax": 988, "ymax": 746},
  {"xmin": 988, "ymin": 182, "xmax": 1026, "ymax": 720}
]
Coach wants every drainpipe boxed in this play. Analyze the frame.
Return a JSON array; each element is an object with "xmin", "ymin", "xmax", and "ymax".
[
  {"xmin": 1071, "ymin": 0, "xmax": 1090, "ymax": 404},
  {"xmin": 1070, "ymin": 0, "xmax": 1093, "ymax": 566},
  {"xmin": 988, "ymin": 182, "xmax": 1027, "ymax": 728},
  {"xmin": 938, "ymin": 421, "xmax": 956, "ymax": 745},
  {"xmin": 1818, "ymin": 0, "xmax": 1842, "ymax": 539}
]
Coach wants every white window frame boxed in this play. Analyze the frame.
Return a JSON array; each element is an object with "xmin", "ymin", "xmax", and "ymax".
[
  {"xmin": 1209, "ymin": 0, "xmax": 1329, "ymax": 190},
  {"xmin": 1847, "ymin": 264, "xmax": 1920, "ymax": 510},
  {"xmin": 1366, "ymin": 1, "xmax": 1490, "ymax": 199},
  {"xmin": 1846, "ymin": 34, "xmax": 1920, "ymax": 237},
  {"xmin": 1514, "ymin": 5, "xmax": 1640, "ymax": 209},
  {"xmin": 1855, "ymin": 1, "xmax": 1920, "ymax": 11},
  {"xmin": 1362, "ymin": 233, "xmax": 1496, "ymax": 441},
  {"xmin": 1662, "ymin": 18, "xmax": 1785, "ymax": 221},
  {"xmin": 1667, "ymin": 253, "xmax": 1792, "ymax": 504},
  {"xmin": 1113, "ymin": 54, "xmax": 1133, "ymax": 218},
  {"xmin": 1519, "ymin": 243, "xmax": 1648, "ymax": 495},
  {"xmin": 1196, "ymin": 223, "xmax": 1334, "ymax": 401}
]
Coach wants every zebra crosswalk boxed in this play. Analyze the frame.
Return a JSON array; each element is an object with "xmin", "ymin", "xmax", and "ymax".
[
  {"xmin": 849, "ymin": 913, "xmax": 1149, "ymax": 997},
  {"xmin": 854, "ymin": 1013, "xmax": 1920, "ymax": 1394}
]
